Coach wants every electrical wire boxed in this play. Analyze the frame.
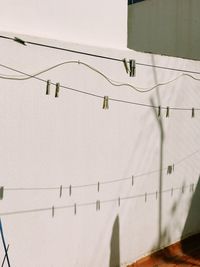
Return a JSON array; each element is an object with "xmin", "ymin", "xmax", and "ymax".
[
  {"xmin": 4, "ymin": 147, "xmax": 200, "ymax": 193},
  {"xmin": 0, "ymin": 183, "xmax": 196, "ymax": 217},
  {"xmin": 1, "ymin": 34, "xmax": 200, "ymax": 75},
  {"xmin": 1, "ymin": 61, "xmax": 200, "ymax": 93}
]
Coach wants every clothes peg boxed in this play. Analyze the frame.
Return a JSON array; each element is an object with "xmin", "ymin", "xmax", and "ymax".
[
  {"xmin": 103, "ymin": 96, "xmax": 109, "ymax": 110},
  {"xmin": 52, "ymin": 206, "xmax": 55, "ymax": 218},
  {"xmin": 166, "ymin": 106, "xmax": 170, "ymax": 117},
  {"xmin": 96, "ymin": 200, "xmax": 100, "ymax": 211},
  {"xmin": 157, "ymin": 106, "xmax": 161, "ymax": 117},
  {"xmin": 55, "ymin": 83, "xmax": 60, "ymax": 98},
  {"xmin": 167, "ymin": 165, "xmax": 173, "ymax": 175},
  {"xmin": 131, "ymin": 175, "xmax": 134, "ymax": 186},
  {"xmin": 171, "ymin": 188, "xmax": 174, "ymax": 197},
  {"xmin": 192, "ymin": 108, "xmax": 195, "ymax": 118},
  {"xmin": 145, "ymin": 193, "xmax": 147, "ymax": 202},
  {"xmin": 69, "ymin": 185, "xmax": 72, "ymax": 196},
  {"xmin": 118, "ymin": 197, "xmax": 121, "ymax": 207},
  {"xmin": 0, "ymin": 187, "xmax": 4, "ymax": 200},
  {"xmin": 172, "ymin": 164, "xmax": 175, "ymax": 172},
  {"xmin": 129, "ymin": 59, "xmax": 136, "ymax": 77},
  {"xmin": 14, "ymin": 37, "xmax": 26, "ymax": 46},
  {"xmin": 182, "ymin": 186, "xmax": 184, "ymax": 193},
  {"xmin": 123, "ymin": 58, "xmax": 129, "ymax": 74},
  {"xmin": 97, "ymin": 182, "xmax": 100, "ymax": 192},
  {"xmin": 46, "ymin": 80, "xmax": 51, "ymax": 95},
  {"xmin": 156, "ymin": 191, "xmax": 158, "ymax": 200},
  {"xmin": 59, "ymin": 185, "xmax": 63, "ymax": 198},
  {"xmin": 74, "ymin": 204, "xmax": 77, "ymax": 215}
]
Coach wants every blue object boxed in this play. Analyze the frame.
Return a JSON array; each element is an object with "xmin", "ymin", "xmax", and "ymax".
[{"xmin": 0, "ymin": 219, "xmax": 10, "ymax": 267}]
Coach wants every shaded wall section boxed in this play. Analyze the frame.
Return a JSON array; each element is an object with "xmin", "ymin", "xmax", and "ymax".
[
  {"xmin": 128, "ymin": 0, "xmax": 200, "ymax": 60},
  {"xmin": 181, "ymin": 178, "xmax": 200, "ymax": 257}
]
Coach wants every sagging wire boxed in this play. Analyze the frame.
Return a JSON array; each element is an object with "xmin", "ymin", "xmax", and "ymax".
[
  {"xmin": 0, "ymin": 183, "xmax": 197, "ymax": 217},
  {"xmin": 0, "ymin": 62, "xmax": 199, "ymax": 112},
  {"xmin": 1, "ymin": 35, "xmax": 200, "ymax": 76},
  {"xmin": 1, "ymin": 61, "xmax": 200, "ymax": 93},
  {"xmin": 3, "ymin": 148, "xmax": 200, "ymax": 194}
]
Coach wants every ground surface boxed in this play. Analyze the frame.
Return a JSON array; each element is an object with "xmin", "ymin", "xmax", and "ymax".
[{"xmin": 128, "ymin": 234, "xmax": 200, "ymax": 267}]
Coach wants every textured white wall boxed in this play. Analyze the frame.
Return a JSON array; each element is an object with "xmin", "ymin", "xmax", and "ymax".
[
  {"xmin": 0, "ymin": 33, "xmax": 200, "ymax": 266},
  {"xmin": 0, "ymin": 0, "xmax": 127, "ymax": 48}
]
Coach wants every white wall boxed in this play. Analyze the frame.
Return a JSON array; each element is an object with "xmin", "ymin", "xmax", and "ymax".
[
  {"xmin": 0, "ymin": 0, "xmax": 127, "ymax": 48},
  {"xmin": 128, "ymin": 0, "xmax": 200, "ymax": 60},
  {"xmin": 0, "ymin": 32, "xmax": 200, "ymax": 266}
]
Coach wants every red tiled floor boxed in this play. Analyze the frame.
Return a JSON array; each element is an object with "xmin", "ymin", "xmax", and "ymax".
[{"xmin": 127, "ymin": 234, "xmax": 200, "ymax": 267}]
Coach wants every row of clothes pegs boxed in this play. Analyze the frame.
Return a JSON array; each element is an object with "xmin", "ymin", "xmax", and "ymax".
[
  {"xmin": 51, "ymin": 183, "xmax": 196, "ymax": 217},
  {"xmin": 45, "ymin": 80, "xmax": 197, "ymax": 116}
]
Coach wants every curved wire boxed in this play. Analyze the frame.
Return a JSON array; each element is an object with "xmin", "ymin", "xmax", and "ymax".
[
  {"xmin": 5, "ymin": 147, "xmax": 200, "ymax": 192},
  {"xmin": 0, "ymin": 183, "xmax": 196, "ymax": 217},
  {"xmin": 0, "ymin": 61, "xmax": 200, "ymax": 93},
  {"xmin": 0, "ymin": 62, "xmax": 199, "ymax": 110}
]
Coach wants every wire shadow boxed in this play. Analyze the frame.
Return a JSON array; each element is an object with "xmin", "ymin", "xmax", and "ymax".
[{"xmin": 109, "ymin": 215, "xmax": 120, "ymax": 267}]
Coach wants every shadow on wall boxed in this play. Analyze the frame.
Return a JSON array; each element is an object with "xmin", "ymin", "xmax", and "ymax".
[
  {"xmin": 109, "ymin": 215, "xmax": 120, "ymax": 267},
  {"xmin": 150, "ymin": 54, "xmax": 165, "ymax": 249},
  {"xmin": 181, "ymin": 177, "xmax": 200, "ymax": 258}
]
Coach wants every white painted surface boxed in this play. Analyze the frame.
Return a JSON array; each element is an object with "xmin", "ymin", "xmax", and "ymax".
[
  {"xmin": 128, "ymin": 0, "xmax": 200, "ymax": 60},
  {"xmin": 0, "ymin": 32, "xmax": 200, "ymax": 266},
  {"xmin": 0, "ymin": 0, "xmax": 127, "ymax": 48}
]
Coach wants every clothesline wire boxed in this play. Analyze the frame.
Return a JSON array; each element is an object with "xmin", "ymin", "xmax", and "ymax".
[
  {"xmin": 1, "ymin": 34, "xmax": 200, "ymax": 75},
  {"xmin": 1, "ymin": 61, "xmax": 200, "ymax": 94},
  {"xmin": 4, "ymin": 148, "xmax": 200, "ymax": 192},
  {"xmin": 0, "ymin": 183, "xmax": 196, "ymax": 217},
  {"xmin": 0, "ymin": 62, "xmax": 199, "ymax": 110}
]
